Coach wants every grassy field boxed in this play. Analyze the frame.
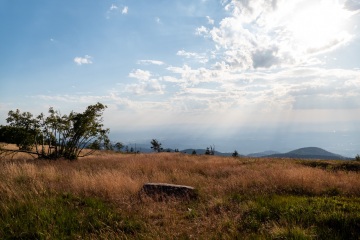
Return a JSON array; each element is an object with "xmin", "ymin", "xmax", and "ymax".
[{"xmin": 0, "ymin": 151, "xmax": 359, "ymax": 239}]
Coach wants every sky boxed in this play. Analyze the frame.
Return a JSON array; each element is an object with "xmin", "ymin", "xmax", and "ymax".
[{"xmin": 1, "ymin": 0, "xmax": 360, "ymax": 156}]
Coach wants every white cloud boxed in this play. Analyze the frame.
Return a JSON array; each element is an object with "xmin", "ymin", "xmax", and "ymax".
[
  {"xmin": 165, "ymin": 58, "xmax": 360, "ymax": 112},
  {"xmin": 202, "ymin": 0, "xmax": 357, "ymax": 70},
  {"xmin": 206, "ymin": 16, "xmax": 214, "ymax": 25},
  {"xmin": 125, "ymin": 80, "xmax": 165, "ymax": 95},
  {"xmin": 98, "ymin": 0, "xmax": 360, "ymax": 128},
  {"xmin": 344, "ymin": 0, "xmax": 360, "ymax": 11},
  {"xmin": 137, "ymin": 60, "xmax": 165, "ymax": 65},
  {"xmin": 195, "ymin": 26, "xmax": 208, "ymax": 36},
  {"xmin": 122, "ymin": 6, "xmax": 128, "ymax": 14},
  {"xmin": 106, "ymin": 4, "xmax": 127, "ymax": 18},
  {"xmin": 162, "ymin": 76, "xmax": 179, "ymax": 83},
  {"xmin": 176, "ymin": 50, "xmax": 198, "ymax": 58},
  {"xmin": 155, "ymin": 17, "xmax": 161, "ymax": 24},
  {"xmin": 252, "ymin": 47, "xmax": 280, "ymax": 69},
  {"xmin": 73, "ymin": 55, "xmax": 92, "ymax": 65},
  {"xmin": 176, "ymin": 50, "xmax": 209, "ymax": 64},
  {"xmin": 126, "ymin": 69, "xmax": 165, "ymax": 95},
  {"xmin": 129, "ymin": 69, "xmax": 151, "ymax": 81}
]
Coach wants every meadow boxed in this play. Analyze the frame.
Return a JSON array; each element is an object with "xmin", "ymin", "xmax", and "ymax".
[{"xmin": 0, "ymin": 150, "xmax": 360, "ymax": 239}]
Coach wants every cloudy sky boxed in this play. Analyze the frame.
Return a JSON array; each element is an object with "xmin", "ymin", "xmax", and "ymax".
[{"xmin": 1, "ymin": 0, "xmax": 360, "ymax": 156}]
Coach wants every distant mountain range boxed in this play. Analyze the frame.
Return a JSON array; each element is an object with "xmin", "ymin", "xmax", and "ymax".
[
  {"xmin": 124, "ymin": 144, "xmax": 353, "ymax": 160},
  {"xmin": 178, "ymin": 147, "xmax": 353, "ymax": 160}
]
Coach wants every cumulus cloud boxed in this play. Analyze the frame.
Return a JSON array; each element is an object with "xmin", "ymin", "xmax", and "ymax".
[
  {"xmin": 162, "ymin": 76, "xmax": 179, "ymax": 83},
  {"xmin": 195, "ymin": 26, "xmax": 208, "ymax": 36},
  {"xmin": 344, "ymin": 0, "xmax": 360, "ymax": 11},
  {"xmin": 165, "ymin": 59, "xmax": 360, "ymax": 112},
  {"xmin": 252, "ymin": 47, "xmax": 279, "ymax": 69},
  {"xmin": 201, "ymin": 0, "xmax": 357, "ymax": 70},
  {"xmin": 122, "ymin": 6, "xmax": 128, "ymax": 14},
  {"xmin": 129, "ymin": 69, "xmax": 151, "ymax": 81},
  {"xmin": 73, "ymin": 55, "xmax": 92, "ymax": 65},
  {"xmin": 125, "ymin": 80, "xmax": 165, "ymax": 95},
  {"xmin": 116, "ymin": 0, "xmax": 360, "ymax": 119},
  {"xmin": 126, "ymin": 69, "xmax": 165, "ymax": 95}
]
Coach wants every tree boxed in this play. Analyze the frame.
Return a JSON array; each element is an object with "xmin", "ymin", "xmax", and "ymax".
[
  {"xmin": 2, "ymin": 110, "xmax": 39, "ymax": 151},
  {"xmin": 150, "ymin": 139, "xmax": 163, "ymax": 152},
  {"xmin": 232, "ymin": 150, "xmax": 239, "ymax": 157},
  {"xmin": 88, "ymin": 140, "xmax": 101, "ymax": 150},
  {"xmin": 0, "ymin": 103, "xmax": 110, "ymax": 160},
  {"xmin": 205, "ymin": 147, "xmax": 210, "ymax": 155},
  {"xmin": 192, "ymin": 150, "xmax": 197, "ymax": 155},
  {"xmin": 114, "ymin": 142, "xmax": 124, "ymax": 152},
  {"xmin": 355, "ymin": 154, "xmax": 360, "ymax": 161},
  {"xmin": 205, "ymin": 145, "xmax": 215, "ymax": 155}
]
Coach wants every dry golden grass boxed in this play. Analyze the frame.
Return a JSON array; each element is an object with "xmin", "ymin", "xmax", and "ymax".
[
  {"xmin": 1, "ymin": 151, "xmax": 359, "ymax": 201},
  {"xmin": 1, "ymin": 151, "xmax": 360, "ymax": 238}
]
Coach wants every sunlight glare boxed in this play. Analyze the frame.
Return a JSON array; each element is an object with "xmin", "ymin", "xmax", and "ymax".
[{"xmin": 287, "ymin": 1, "xmax": 351, "ymax": 54}]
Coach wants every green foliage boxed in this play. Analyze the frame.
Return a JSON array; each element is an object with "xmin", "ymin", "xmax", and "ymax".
[
  {"xmin": 235, "ymin": 195, "xmax": 360, "ymax": 239},
  {"xmin": 88, "ymin": 140, "xmax": 101, "ymax": 150},
  {"xmin": 0, "ymin": 193, "xmax": 143, "ymax": 239},
  {"xmin": 205, "ymin": 145, "xmax": 215, "ymax": 155},
  {"xmin": 150, "ymin": 139, "xmax": 163, "ymax": 152},
  {"xmin": 299, "ymin": 160, "xmax": 360, "ymax": 172},
  {"xmin": 232, "ymin": 150, "xmax": 239, "ymax": 157},
  {"xmin": 0, "ymin": 103, "xmax": 110, "ymax": 160},
  {"xmin": 1, "ymin": 110, "xmax": 39, "ymax": 150},
  {"xmin": 114, "ymin": 142, "xmax": 124, "ymax": 152}
]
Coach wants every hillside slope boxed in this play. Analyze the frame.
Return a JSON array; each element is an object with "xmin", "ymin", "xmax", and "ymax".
[{"xmin": 266, "ymin": 147, "xmax": 349, "ymax": 160}]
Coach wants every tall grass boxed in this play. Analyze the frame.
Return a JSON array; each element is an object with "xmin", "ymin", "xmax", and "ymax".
[{"xmin": 1, "ymin": 152, "xmax": 360, "ymax": 239}]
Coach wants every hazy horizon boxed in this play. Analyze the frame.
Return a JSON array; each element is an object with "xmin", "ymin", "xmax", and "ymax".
[{"xmin": 110, "ymin": 125, "xmax": 359, "ymax": 157}]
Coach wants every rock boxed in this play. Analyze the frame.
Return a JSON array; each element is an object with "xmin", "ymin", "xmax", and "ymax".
[{"xmin": 140, "ymin": 183, "xmax": 198, "ymax": 201}]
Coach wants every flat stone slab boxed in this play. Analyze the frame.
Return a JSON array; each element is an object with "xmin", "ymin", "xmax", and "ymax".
[{"xmin": 140, "ymin": 183, "xmax": 198, "ymax": 201}]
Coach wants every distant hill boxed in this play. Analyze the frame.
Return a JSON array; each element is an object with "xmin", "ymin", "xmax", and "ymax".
[
  {"xmin": 125, "ymin": 145, "xmax": 351, "ymax": 160},
  {"xmin": 265, "ymin": 147, "xmax": 350, "ymax": 160},
  {"xmin": 247, "ymin": 150, "xmax": 280, "ymax": 157}
]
